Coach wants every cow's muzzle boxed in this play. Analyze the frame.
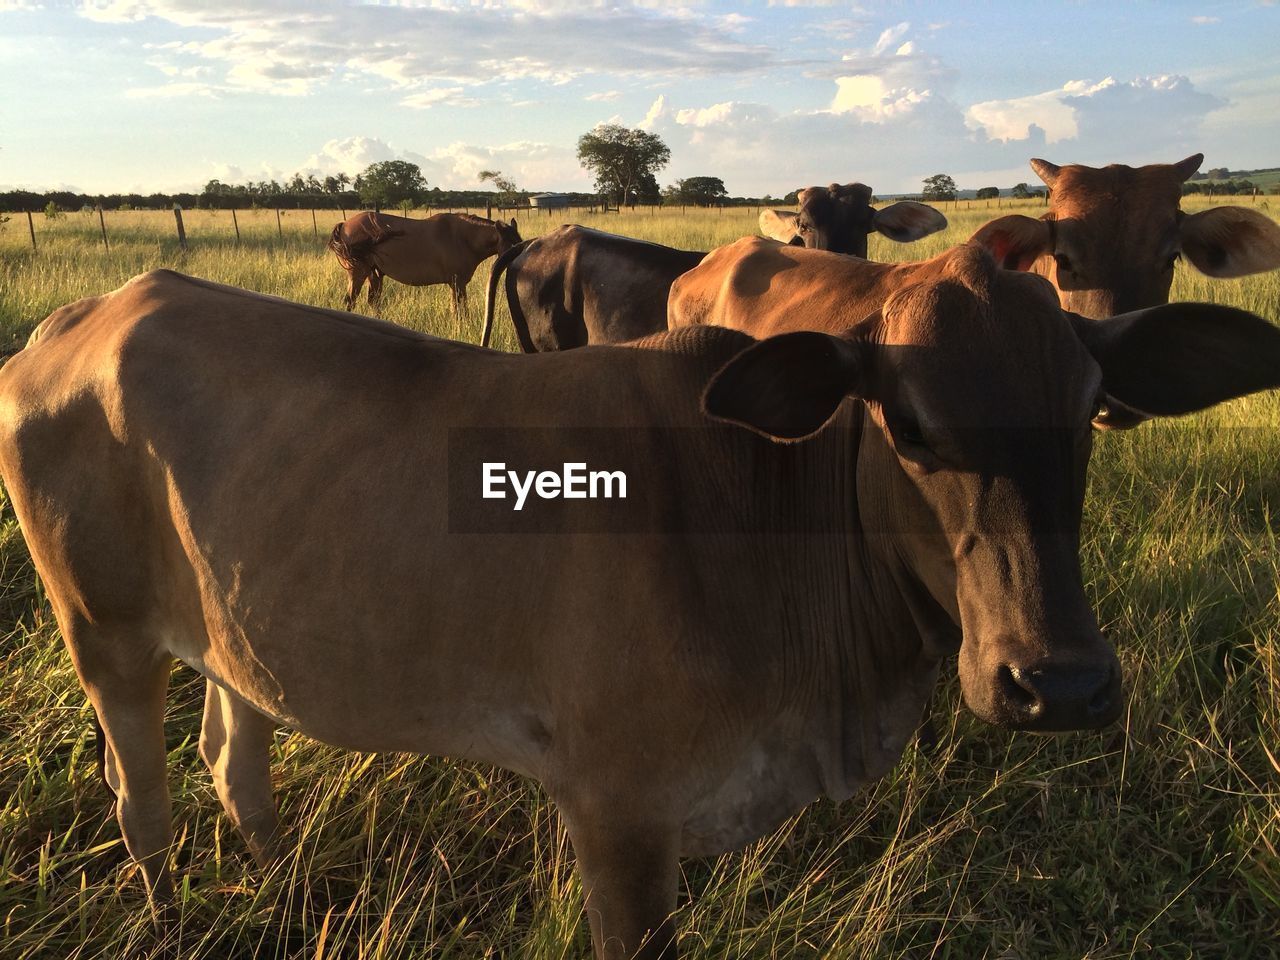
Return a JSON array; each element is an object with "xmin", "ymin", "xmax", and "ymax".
[{"xmin": 992, "ymin": 657, "xmax": 1122, "ymax": 732}]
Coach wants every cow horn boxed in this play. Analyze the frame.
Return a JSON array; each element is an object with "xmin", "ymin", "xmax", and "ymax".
[
  {"xmin": 1029, "ymin": 158, "xmax": 1060, "ymax": 188},
  {"xmin": 1172, "ymin": 153, "xmax": 1204, "ymax": 182}
]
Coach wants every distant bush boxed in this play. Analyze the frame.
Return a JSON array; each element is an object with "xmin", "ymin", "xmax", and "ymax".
[
  {"xmin": 43, "ymin": 202, "xmax": 61, "ymax": 219},
  {"xmin": 975, "ymin": 186, "xmax": 1000, "ymax": 200}
]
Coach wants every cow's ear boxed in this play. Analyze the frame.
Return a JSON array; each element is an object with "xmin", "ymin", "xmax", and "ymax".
[
  {"xmin": 704, "ymin": 331, "xmax": 870, "ymax": 442},
  {"xmin": 1071, "ymin": 303, "xmax": 1280, "ymax": 418},
  {"xmin": 873, "ymin": 201, "xmax": 948, "ymax": 243},
  {"xmin": 1180, "ymin": 206, "xmax": 1280, "ymax": 278},
  {"xmin": 968, "ymin": 216, "xmax": 1053, "ymax": 271}
]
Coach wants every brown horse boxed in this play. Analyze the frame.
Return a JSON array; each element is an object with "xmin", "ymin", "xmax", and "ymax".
[{"xmin": 328, "ymin": 211, "xmax": 522, "ymax": 318}]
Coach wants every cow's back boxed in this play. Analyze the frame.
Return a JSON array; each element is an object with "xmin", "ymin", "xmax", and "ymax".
[
  {"xmin": 669, "ymin": 236, "xmax": 911, "ymax": 337},
  {"xmin": 513, "ymin": 226, "xmax": 703, "ymax": 348}
]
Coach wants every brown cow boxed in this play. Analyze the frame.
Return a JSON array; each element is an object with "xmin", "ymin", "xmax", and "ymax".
[
  {"xmin": 328, "ymin": 210, "xmax": 521, "ymax": 316},
  {"xmin": 760, "ymin": 183, "xmax": 948, "ymax": 256},
  {"xmin": 970, "ymin": 155, "xmax": 1280, "ymax": 318},
  {"xmin": 482, "ymin": 225, "xmax": 705, "ymax": 351},
  {"xmin": 4, "ymin": 267, "xmax": 1280, "ymax": 959},
  {"xmin": 670, "ymin": 236, "xmax": 911, "ymax": 338}
]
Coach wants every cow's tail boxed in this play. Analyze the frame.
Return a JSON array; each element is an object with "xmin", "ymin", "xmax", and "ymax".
[
  {"xmin": 327, "ymin": 222, "xmax": 355, "ymax": 268},
  {"xmin": 327, "ymin": 219, "xmax": 404, "ymax": 271},
  {"xmin": 482, "ymin": 238, "xmax": 531, "ymax": 349}
]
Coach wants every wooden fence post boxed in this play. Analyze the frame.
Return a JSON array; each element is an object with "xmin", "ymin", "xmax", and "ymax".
[
  {"xmin": 275, "ymin": 208, "xmax": 283, "ymax": 238},
  {"xmin": 26, "ymin": 210, "xmax": 36, "ymax": 251},
  {"xmin": 311, "ymin": 208, "xmax": 318, "ymax": 236},
  {"xmin": 173, "ymin": 204, "xmax": 188, "ymax": 252},
  {"xmin": 96, "ymin": 205, "xmax": 110, "ymax": 250},
  {"xmin": 231, "ymin": 207, "xmax": 241, "ymax": 244}
]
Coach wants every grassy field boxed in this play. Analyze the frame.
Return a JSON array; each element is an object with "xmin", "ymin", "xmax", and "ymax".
[{"xmin": 1, "ymin": 199, "xmax": 1278, "ymax": 959}]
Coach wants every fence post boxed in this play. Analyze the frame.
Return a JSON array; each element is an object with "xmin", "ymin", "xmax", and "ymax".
[
  {"xmin": 275, "ymin": 208, "xmax": 283, "ymax": 238},
  {"xmin": 173, "ymin": 204, "xmax": 188, "ymax": 252},
  {"xmin": 26, "ymin": 210, "xmax": 36, "ymax": 251},
  {"xmin": 311, "ymin": 208, "xmax": 318, "ymax": 236},
  {"xmin": 231, "ymin": 207, "xmax": 241, "ymax": 244},
  {"xmin": 486, "ymin": 203, "xmax": 492, "ymax": 219},
  {"xmin": 96, "ymin": 205, "xmax": 110, "ymax": 250}
]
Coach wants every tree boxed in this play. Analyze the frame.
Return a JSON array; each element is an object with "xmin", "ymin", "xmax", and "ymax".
[
  {"xmin": 1011, "ymin": 182, "xmax": 1032, "ymax": 199},
  {"xmin": 1206, "ymin": 167, "xmax": 1230, "ymax": 180},
  {"xmin": 357, "ymin": 160, "xmax": 427, "ymax": 208},
  {"xmin": 975, "ymin": 186, "xmax": 1000, "ymax": 200},
  {"xmin": 672, "ymin": 176, "xmax": 729, "ymax": 207},
  {"xmin": 478, "ymin": 169, "xmax": 520, "ymax": 205},
  {"xmin": 921, "ymin": 174, "xmax": 957, "ymax": 202},
  {"xmin": 576, "ymin": 124, "xmax": 670, "ymax": 207}
]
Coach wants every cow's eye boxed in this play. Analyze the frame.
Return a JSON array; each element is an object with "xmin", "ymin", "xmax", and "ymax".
[
  {"xmin": 1054, "ymin": 253, "xmax": 1073, "ymax": 273},
  {"xmin": 895, "ymin": 417, "xmax": 927, "ymax": 447}
]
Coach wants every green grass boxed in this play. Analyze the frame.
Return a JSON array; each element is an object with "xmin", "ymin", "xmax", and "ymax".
[{"xmin": 2, "ymin": 200, "xmax": 1279, "ymax": 959}]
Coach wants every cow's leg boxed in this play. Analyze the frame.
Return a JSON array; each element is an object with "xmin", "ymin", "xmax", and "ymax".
[
  {"xmin": 451, "ymin": 277, "xmax": 468, "ymax": 323},
  {"xmin": 563, "ymin": 811, "xmax": 681, "ymax": 960},
  {"xmin": 344, "ymin": 264, "xmax": 368, "ymax": 312},
  {"xmin": 199, "ymin": 680, "xmax": 280, "ymax": 871},
  {"xmin": 367, "ymin": 271, "xmax": 384, "ymax": 316},
  {"xmin": 76, "ymin": 641, "xmax": 175, "ymax": 908}
]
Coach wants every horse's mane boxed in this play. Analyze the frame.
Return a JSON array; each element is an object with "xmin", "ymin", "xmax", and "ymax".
[{"xmin": 451, "ymin": 213, "xmax": 498, "ymax": 227}]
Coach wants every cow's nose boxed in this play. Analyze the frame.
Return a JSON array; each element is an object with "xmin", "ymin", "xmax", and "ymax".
[{"xmin": 996, "ymin": 660, "xmax": 1122, "ymax": 732}]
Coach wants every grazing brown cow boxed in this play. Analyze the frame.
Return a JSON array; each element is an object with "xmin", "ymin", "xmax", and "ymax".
[
  {"xmin": 4, "ymin": 267, "xmax": 1280, "ymax": 959},
  {"xmin": 328, "ymin": 210, "xmax": 521, "ymax": 316},
  {"xmin": 970, "ymin": 155, "xmax": 1280, "ymax": 318},
  {"xmin": 759, "ymin": 183, "xmax": 948, "ymax": 256},
  {"xmin": 482, "ymin": 225, "xmax": 705, "ymax": 351}
]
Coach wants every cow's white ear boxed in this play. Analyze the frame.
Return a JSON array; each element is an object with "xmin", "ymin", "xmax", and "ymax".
[
  {"xmin": 873, "ymin": 201, "xmax": 948, "ymax": 243},
  {"xmin": 1071, "ymin": 302, "xmax": 1280, "ymax": 418},
  {"xmin": 1180, "ymin": 206, "xmax": 1280, "ymax": 278},
  {"xmin": 703, "ymin": 331, "xmax": 869, "ymax": 442},
  {"xmin": 968, "ymin": 215, "xmax": 1053, "ymax": 271}
]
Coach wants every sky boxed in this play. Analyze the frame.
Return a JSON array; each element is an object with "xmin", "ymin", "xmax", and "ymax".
[{"xmin": 1, "ymin": 1, "xmax": 1278, "ymax": 197}]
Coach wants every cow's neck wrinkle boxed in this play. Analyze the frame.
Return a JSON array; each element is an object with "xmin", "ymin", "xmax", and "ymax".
[{"xmin": 727, "ymin": 403, "xmax": 945, "ymax": 802}]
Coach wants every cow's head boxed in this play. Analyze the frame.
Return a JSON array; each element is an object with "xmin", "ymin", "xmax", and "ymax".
[
  {"xmin": 495, "ymin": 217, "xmax": 522, "ymax": 253},
  {"xmin": 702, "ymin": 244, "xmax": 1280, "ymax": 732},
  {"xmin": 795, "ymin": 183, "xmax": 947, "ymax": 258},
  {"xmin": 970, "ymin": 155, "xmax": 1280, "ymax": 318}
]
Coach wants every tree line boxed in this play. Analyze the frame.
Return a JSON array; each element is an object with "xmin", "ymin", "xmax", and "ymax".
[{"xmin": 11, "ymin": 125, "xmax": 1270, "ymax": 216}]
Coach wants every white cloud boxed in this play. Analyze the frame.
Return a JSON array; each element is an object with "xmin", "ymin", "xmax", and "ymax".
[
  {"xmin": 830, "ymin": 74, "xmax": 930, "ymax": 120},
  {"xmin": 287, "ymin": 135, "xmax": 587, "ymax": 192},
  {"xmin": 125, "ymin": 81, "xmax": 219, "ymax": 99},
  {"xmin": 400, "ymin": 86, "xmax": 480, "ymax": 110},
  {"xmin": 871, "ymin": 21, "xmax": 910, "ymax": 55},
  {"xmin": 586, "ymin": 90, "xmax": 621, "ymax": 102},
  {"xmin": 639, "ymin": 94, "xmax": 668, "ymax": 130},
  {"xmin": 965, "ymin": 79, "xmax": 1111, "ymax": 143},
  {"xmin": 77, "ymin": 0, "xmax": 780, "ymax": 98},
  {"xmin": 675, "ymin": 100, "xmax": 775, "ymax": 127},
  {"xmin": 964, "ymin": 76, "xmax": 1222, "ymax": 149},
  {"xmin": 1190, "ymin": 15, "xmax": 1220, "ymax": 24}
]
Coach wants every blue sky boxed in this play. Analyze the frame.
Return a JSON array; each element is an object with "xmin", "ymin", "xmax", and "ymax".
[{"xmin": 2, "ymin": 1, "xmax": 1277, "ymax": 196}]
